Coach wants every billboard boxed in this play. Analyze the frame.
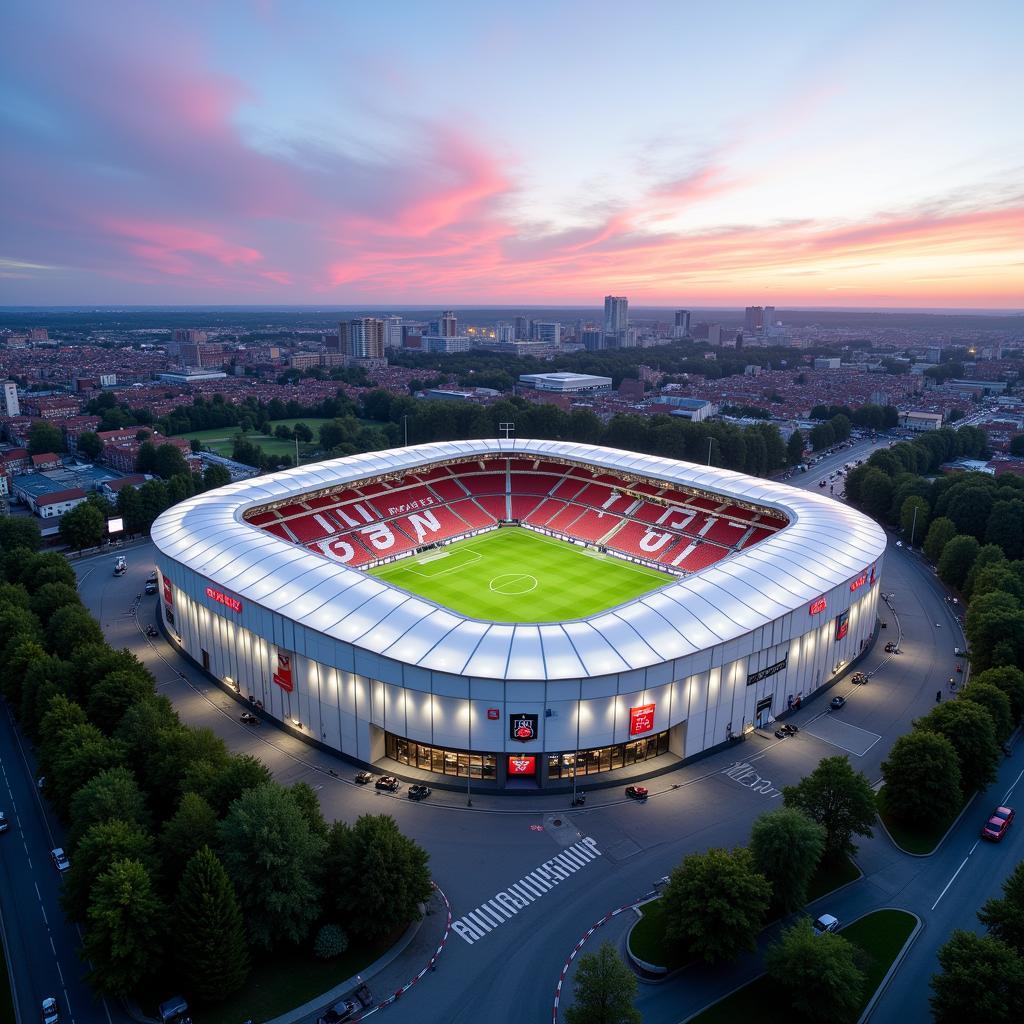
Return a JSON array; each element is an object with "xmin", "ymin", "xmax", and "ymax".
[
  {"xmin": 629, "ymin": 703, "xmax": 656, "ymax": 736},
  {"xmin": 835, "ymin": 610, "xmax": 850, "ymax": 641},
  {"xmin": 272, "ymin": 648, "xmax": 294, "ymax": 692},
  {"xmin": 507, "ymin": 755, "xmax": 537, "ymax": 776},
  {"xmin": 106, "ymin": 517, "xmax": 124, "ymax": 534}
]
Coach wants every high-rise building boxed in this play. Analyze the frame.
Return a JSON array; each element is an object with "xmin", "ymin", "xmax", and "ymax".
[
  {"xmin": 3, "ymin": 380, "xmax": 19, "ymax": 417},
  {"xmin": 349, "ymin": 318, "xmax": 385, "ymax": 359},
  {"xmin": 604, "ymin": 295, "xmax": 628, "ymax": 337},
  {"xmin": 581, "ymin": 328, "xmax": 604, "ymax": 351},
  {"xmin": 168, "ymin": 328, "xmax": 208, "ymax": 357},
  {"xmin": 495, "ymin": 322, "xmax": 515, "ymax": 343},
  {"xmin": 763, "ymin": 306, "xmax": 776, "ymax": 330},
  {"xmin": 439, "ymin": 311, "xmax": 457, "ymax": 338},
  {"xmin": 673, "ymin": 309, "xmax": 691, "ymax": 338},
  {"xmin": 533, "ymin": 322, "xmax": 561, "ymax": 346},
  {"xmin": 383, "ymin": 316, "xmax": 404, "ymax": 349},
  {"xmin": 707, "ymin": 323, "xmax": 722, "ymax": 347},
  {"xmin": 514, "ymin": 316, "xmax": 530, "ymax": 340},
  {"xmin": 744, "ymin": 307, "xmax": 764, "ymax": 334}
]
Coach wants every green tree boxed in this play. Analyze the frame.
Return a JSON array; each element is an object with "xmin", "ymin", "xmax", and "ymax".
[
  {"xmin": 327, "ymin": 814, "xmax": 431, "ymax": 942},
  {"xmin": 782, "ymin": 756, "xmax": 875, "ymax": 861},
  {"xmin": 187, "ymin": 753, "xmax": 272, "ymax": 816},
  {"xmin": 84, "ymin": 859, "xmax": 164, "ymax": 995},
  {"xmin": 172, "ymin": 847, "xmax": 249, "ymax": 1001},
  {"xmin": 292, "ymin": 422, "xmax": 313, "ymax": 443},
  {"xmin": 930, "ymin": 931, "xmax": 1024, "ymax": 1024},
  {"xmin": 765, "ymin": 919, "xmax": 865, "ymax": 1024},
  {"xmin": 965, "ymin": 591, "xmax": 1024, "ymax": 671},
  {"xmin": 959, "ymin": 682, "xmax": 1014, "ymax": 744},
  {"xmin": 68, "ymin": 766, "xmax": 151, "ymax": 850},
  {"xmin": 899, "ymin": 495, "xmax": 930, "ymax": 544},
  {"xmin": 76, "ymin": 431, "xmax": 103, "ymax": 460},
  {"xmin": 18, "ymin": 551, "xmax": 76, "ymax": 592},
  {"xmin": 36, "ymin": 694, "xmax": 89, "ymax": 779},
  {"xmin": 973, "ymin": 666, "xmax": 1024, "ymax": 724},
  {"xmin": 979, "ymin": 861, "xmax": 1024, "ymax": 956},
  {"xmin": 564, "ymin": 942, "xmax": 641, "ymax": 1024},
  {"xmin": 86, "ymin": 670, "xmax": 155, "ymax": 735},
  {"xmin": 661, "ymin": 847, "xmax": 769, "ymax": 963},
  {"xmin": 46, "ymin": 722, "xmax": 125, "ymax": 818},
  {"xmin": 749, "ymin": 807, "xmax": 826, "ymax": 912},
  {"xmin": 786, "ymin": 429, "xmax": 805, "ymax": 466},
  {"xmin": 2, "ymin": 637, "xmax": 48, "ymax": 708},
  {"xmin": 202, "ymin": 463, "xmax": 231, "ymax": 490},
  {"xmin": 937, "ymin": 534, "xmax": 980, "ymax": 590},
  {"xmin": 27, "ymin": 419, "xmax": 64, "ymax": 456},
  {"xmin": 159, "ymin": 792, "xmax": 220, "ymax": 877},
  {"xmin": 58, "ymin": 502, "xmax": 106, "ymax": 550},
  {"xmin": 29, "ymin": 582, "xmax": 81, "ymax": 625},
  {"xmin": 858, "ymin": 468, "xmax": 895, "ymax": 521},
  {"xmin": 965, "ymin": 544, "xmax": 1008, "ymax": 597},
  {"xmin": 46, "ymin": 604, "xmax": 105, "ymax": 659},
  {"xmin": 219, "ymin": 783, "xmax": 325, "ymax": 950},
  {"xmin": 924, "ymin": 516, "xmax": 957, "ymax": 564},
  {"xmin": 0, "ymin": 517, "xmax": 42, "ymax": 553},
  {"xmin": 880, "ymin": 730, "xmax": 961, "ymax": 825},
  {"xmin": 290, "ymin": 780, "xmax": 329, "ymax": 841},
  {"xmin": 917, "ymin": 699, "xmax": 1000, "ymax": 793}
]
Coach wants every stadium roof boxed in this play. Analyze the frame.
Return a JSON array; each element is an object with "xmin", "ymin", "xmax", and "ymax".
[{"xmin": 152, "ymin": 439, "xmax": 887, "ymax": 682}]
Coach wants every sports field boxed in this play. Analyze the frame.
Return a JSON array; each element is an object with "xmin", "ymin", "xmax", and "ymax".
[{"xmin": 368, "ymin": 527, "xmax": 673, "ymax": 623}]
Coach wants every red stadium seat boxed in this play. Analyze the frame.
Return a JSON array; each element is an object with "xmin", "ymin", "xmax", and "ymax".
[
  {"xmin": 524, "ymin": 498, "xmax": 567, "ymax": 526},
  {"xmin": 703, "ymin": 518, "xmax": 751, "ymax": 547},
  {"xmin": 448, "ymin": 498, "xmax": 495, "ymax": 528},
  {"xmin": 428, "ymin": 477, "xmax": 470, "ymax": 502},
  {"xmin": 511, "ymin": 472, "xmax": 560, "ymax": 495}
]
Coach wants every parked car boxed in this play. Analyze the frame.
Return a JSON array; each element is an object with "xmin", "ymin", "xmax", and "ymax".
[
  {"xmin": 41, "ymin": 996, "xmax": 60, "ymax": 1024},
  {"xmin": 0, "ymin": 811, "xmax": 8, "ymax": 833},
  {"xmin": 830, "ymin": 695, "xmax": 847, "ymax": 710},
  {"xmin": 408, "ymin": 784, "xmax": 431, "ymax": 801},
  {"xmin": 851, "ymin": 672, "xmax": 867, "ymax": 684},
  {"xmin": 113, "ymin": 557, "xmax": 127, "ymax": 576},
  {"xmin": 354, "ymin": 770, "xmax": 373, "ymax": 784},
  {"xmin": 144, "ymin": 580, "xmax": 158, "ymax": 594},
  {"xmin": 147, "ymin": 570, "xmax": 158, "ymax": 583},
  {"xmin": 157, "ymin": 996, "xmax": 192, "ymax": 1024},
  {"xmin": 625, "ymin": 785, "xmax": 648, "ymax": 801},
  {"xmin": 239, "ymin": 712, "xmax": 259, "ymax": 725},
  {"xmin": 812, "ymin": 913, "xmax": 839, "ymax": 935},
  {"xmin": 981, "ymin": 806, "xmax": 1015, "ymax": 842},
  {"xmin": 375, "ymin": 776, "xmax": 401, "ymax": 792},
  {"xmin": 317, "ymin": 999, "xmax": 361, "ymax": 1024},
  {"xmin": 51, "ymin": 848, "xmax": 70, "ymax": 873}
]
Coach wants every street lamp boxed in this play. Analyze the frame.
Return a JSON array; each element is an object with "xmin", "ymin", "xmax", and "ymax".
[
  {"xmin": 402, "ymin": 415, "xmax": 409, "ymax": 447},
  {"xmin": 909, "ymin": 504, "xmax": 918, "ymax": 548},
  {"xmin": 707, "ymin": 437, "xmax": 713, "ymax": 466},
  {"xmin": 466, "ymin": 694, "xmax": 473, "ymax": 807}
]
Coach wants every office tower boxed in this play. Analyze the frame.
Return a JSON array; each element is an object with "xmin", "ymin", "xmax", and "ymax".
[
  {"xmin": 383, "ymin": 316, "xmax": 404, "ymax": 349},
  {"xmin": 744, "ymin": 306, "xmax": 764, "ymax": 334},
  {"xmin": 349, "ymin": 318, "xmax": 385, "ymax": 359},
  {"xmin": 3, "ymin": 380, "xmax": 19, "ymax": 417},
  {"xmin": 581, "ymin": 328, "xmax": 604, "ymax": 351},
  {"xmin": 439, "ymin": 311, "xmax": 457, "ymax": 338},
  {"xmin": 495, "ymin": 322, "xmax": 515, "ymax": 343},
  {"xmin": 513, "ymin": 315, "xmax": 530, "ymax": 340},
  {"xmin": 707, "ymin": 323, "xmax": 722, "ymax": 346},
  {"xmin": 168, "ymin": 328, "xmax": 207, "ymax": 357},
  {"xmin": 604, "ymin": 295, "xmax": 628, "ymax": 336},
  {"xmin": 763, "ymin": 306, "xmax": 775, "ymax": 328},
  {"xmin": 673, "ymin": 309, "xmax": 691, "ymax": 338},
  {"xmin": 534, "ymin": 322, "xmax": 561, "ymax": 346},
  {"xmin": 401, "ymin": 325, "xmax": 423, "ymax": 348},
  {"xmin": 335, "ymin": 321, "xmax": 351, "ymax": 356}
]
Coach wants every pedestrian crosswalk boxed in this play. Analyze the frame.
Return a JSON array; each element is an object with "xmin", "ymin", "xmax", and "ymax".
[{"xmin": 451, "ymin": 837, "xmax": 602, "ymax": 945}]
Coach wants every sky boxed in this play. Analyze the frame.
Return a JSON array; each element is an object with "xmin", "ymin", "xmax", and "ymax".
[{"xmin": 2, "ymin": 0, "xmax": 1022, "ymax": 309}]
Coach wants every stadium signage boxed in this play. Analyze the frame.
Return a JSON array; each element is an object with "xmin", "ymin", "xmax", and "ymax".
[
  {"xmin": 507, "ymin": 755, "xmax": 536, "ymax": 776},
  {"xmin": 629, "ymin": 703, "xmax": 656, "ymax": 736},
  {"xmin": 747, "ymin": 656, "xmax": 788, "ymax": 686},
  {"xmin": 486, "ymin": 708, "xmax": 500, "ymax": 720},
  {"xmin": 273, "ymin": 648, "xmax": 294, "ymax": 692},
  {"xmin": 808, "ymin": 597, "xmax": 827, "ymax": 615},
  {"xmin": 162, "ymin": 575, "xmax": 173, "ymax": 607},
  {"xmin": 510, "ymin": 713, "xmax": 539, "ymax": 742},
  {"xmin": 835, "ymin": 610, "xmax": 850, "ymax": 641},
  {"xmin": 849, "ymin": 573, "xmax": 867, "ymax": 592},
  {"xmin": 205, "ymin": 586, "xmax": 242, "ymax": 613}
]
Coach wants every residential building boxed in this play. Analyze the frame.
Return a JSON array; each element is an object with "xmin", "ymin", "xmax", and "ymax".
[
  {"xmin": 581, "ymin": 328, "xmax": 604, "ymax": 351},
  {"xmin": 514, "ymin": 316, "xmax": 530, "ymax": 340},
  {"xmin": 495, "ymin": 322, "xmax": 515, "ymax": 343},
  {"xmin": 604, "ymin": 295, "xmax": 628, "ymax": 344},
  {"xmin": 899, "ymin": 411, "xmax": 944, "ymax": 431},
  {"xmin": 672, "ymin": 310, "xmax": 691, "ymax": 338},
  {"xmin": 533, "ymin": 322, "xmax": 561, "ymax": 346},
  {"xmin": 3, "ymin": 381, "xmax": 19, "ymax": 417},
  {"xmin": 383, "ymin": 316, "xmax": 404, "ymax": 349}
]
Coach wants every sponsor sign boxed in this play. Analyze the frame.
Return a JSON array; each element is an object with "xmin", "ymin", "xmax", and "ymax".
[
  {"xmin": 747, "ymin": 656, "xmax": 788, "ymax": 686},
  {"xmin": 509, "ymin": 713, "xmax": 539, "ymax": 742},
  {"xmin": 273, "ymin": 648, "xmax": 294, "ymax": 692},
  {"xmin": 835, "ymin": 609, "xmax": 850, "ymax": 641},
  {"xmin": 162, "ymin": 576, "xmax": 173, "ymax": 607},
  {"xmin": 629, "ymin": 703, "xmax": 656, "ymax": 736},
  {"xmin": 870, "ymin": 562, "xmax": 877, "ymax": 585},
  {"xmin": 507, "ymin": 755, "xmax": 536, "ymax": 776},
  {"xmin": 205, "ymin": 586, "xmax": 242, "ymax": 613},
  {"xmin": 486, "ymin": 708, "xmax": 500, "ymax": 720},
  {"xmin": 809, "ymin": 596, "xmax": 827, "ymax": 615},
  {"xmin": 849, "ymin": 573, "xmax": 867, "ymax": 592}
]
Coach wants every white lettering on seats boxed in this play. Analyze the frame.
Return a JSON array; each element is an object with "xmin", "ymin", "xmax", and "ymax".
[
  {"xmin": 360, "ymin": 523, "xmax": 396, "ymax": 550},
  {"xmin": 334, "ymin": 503, "xmax": 375, "ymax": 528},
  {"xmin": 320, "ymin": 539, "xmax": 356, "ymax": 563},
  {"xmin": 406, "ymin": 510, "xmax": 441, "ymax": 543},
  {"xmin": 639, "ymin": 530, "xmax": 672, "ymax": 553}
]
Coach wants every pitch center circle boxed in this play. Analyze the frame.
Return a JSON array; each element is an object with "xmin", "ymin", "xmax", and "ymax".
[{"xmin": 489, "ymin": 573, "xmax": 538, "ymax": 595}]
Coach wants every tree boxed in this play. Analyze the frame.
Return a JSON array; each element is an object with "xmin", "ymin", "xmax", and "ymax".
[
  {"xmin": 46, "ymin": 723, "xmax": 125, "ymax": 818},
  {"xmin": 293, "ymin": 421, "xmax": 313, "ymax": 443},
  {"xmin": 22, "ymin": 551, "xmax": 76, "ymax": 591},
  {"xmin": 782, "ymin": 756, "xmax": 875, "ymax": 861},
  {"xmin": 172, "ymin": 847, "xmax": 249, "ymax": 1001},
  {"xmin": 930, "ymin": 931, "xmax": 1024, "ymax": 1024},
  {"xmin": 858, "ymin": 468, "xmax": 895, "ymax": 521},
  {"xmin": 899, "ymin": 495, "xmax": 930, "ymax": 544},
  {"xmin": 924, "ymin": 516, "xmax": 957, "ymax": 564},
  {"xmin": 84, "ymin": 859, "xmax": 164, "ymax": 995},
  {"xmin": 965, "ymin": 544, "xmax": 1007, "ymax": 597},
  {"xmin": 86, "ymin": 670, "xmax": 155, "ymax": 734},
  {"xmin": 219, "ymin": 783, "xmax": 325, "ymax": 950},
  {"xmin": 326, "ymin": 814, "xmax": 431, "ymax": 942},
  {"xmin": 76, "ymin": 431, "xmax": 103, "ymax": 460},
  {"xmin": 153, "ymin": 443, "xmax": 190, "ymax": 480},
  {"xmin": 202, "ymin": 463, "xmax": 231, "ymax": 490},
  {"xmin": 159, "ymin": 792, "xmax": 220, "ymax": 877},
  {"xmin": 937, "ymin": 534, "xmax": 980, "ymax": 590},
  {"xmin": 765, "ymin": 920, "xmax": 865, "ymax": 1024},
  {"xmin": 979, "ymin": 861, "xmax": 1024, "ymax": 956},
  {"xmin": 46, "ymin": 604, "xmax": 104, "ymax": 659},
  {"xmin": 880, "ymin": 730, "xmax": 961, "ymax": 825},
  {"xmin": 564, "ymin": 942, "xmax": 641, "ymax": 1024},
  {"xmin": 749, "ymin": 807, "xmax": 826, "ymax": 912},
  {"xmin": 917, "ymin": 699, "xmax": 1000, "ymax": 793},
  {"xmin": 27, "ymin": 419, "xmax": 64, "ymax": 456},
  {"xmin": 973, "ymin": 666, "xmax": 1024, "ymax": 724},
  {"xmin": 965, "ymin": 591, "xmax": 1024, "ymax": 671},
  {"xmin": 959, "ymin": 682, "xmax": 1014, "ymax": 743},
  {"xmin": 29, "ymin": 582, "xmax": 81, "ymax": 625},
  {"xmin": 68, "ymin": 766, "xmax": 151, "ymax": 850},
  {"xmin": 0, "ymin": 517, "xmax": 42, "ymax": 553},
  {"xmin": 290, "ymin": 780, "xmax": 329, "ymax": 841},
  {"xmin": 786, "ymin": 429, "xmax": 805, "ymax": 466},
  {"xmin": 57, "ymin": 501, "xmax": 106, "ymax": 550},
  {"xmin": 661, "ymin": 847, "xmax": 769, "ymax": 963},
  {"xmin": 187, "ymin": 753, "xmax": 272, "ymax": 816},
  {"xmin": 135, "ymin": 440, "xmax": 158, "ymax": 473}
]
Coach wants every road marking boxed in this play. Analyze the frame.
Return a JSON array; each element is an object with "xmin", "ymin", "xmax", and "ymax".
[
  {"xmin": 803, "ymin": 718, "xmax": 882, "ymax": 756},
  {"xmin": 452, "ymin": 837, "xmax": 602, "ymax": 945},
  {"xmin": 1001, "ymin": 768, "xmax": 1024, "ymax": 804},
  {"xmin": 931, "ymin": 841, "xmax": 979, "ymax": 910},
  {"xmin": 721, "ymin": 761, "xmax": 782, "ymax": 799}
]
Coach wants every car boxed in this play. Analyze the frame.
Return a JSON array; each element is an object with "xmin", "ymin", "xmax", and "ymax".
[
  {"xmin": 851, "ymin": 672, "xmax": 867, "ymax": 685},
  {"xmin": 830, "ymin": 695, "xmax": 847, "ymax": 710},
  {"xmin": 981, "ymin": 806, "xmax": 1015, "ymax": 842},
  {"xmin": 818, "ymin": 480, "xmax": 827, "ymax": 487},
  {"xmin": 0, "ymin": 811, "xmax": 8, "ymax": 833},
  {"xmin": 144, "ymin": 580, "xmax": 158, "ymax": 594},
  {"xmin": 113, "ymin": 557, "xmax": 127, "ymax": 576},
  {"xmin": 354, "ymin": 770, "xmax": 373, "ymax": 784},
  {"xmin": 408, "ymin": 784, "xmax": 431, "ymax": 801},
  {"xmin": 317, "ymin": 999, "xmax": 361, "ymax": 1024},
  {"xmin": 36, "ymin": 776, "xmax": 45, "ymax": 790},
  {"xmin": 375, "ymin": 776, "xmax": 401, "ymax": 792},
  {"xmin": 625, "ymin": 785, "xmax": 648, "ymax": 801},
  {"xmin": 41, "ymin": 996, "xmax": 60, "ymax": 1024},
  {"xmin": 147, "ymin": 570, "xmax": 158, "ymax": 583},
  {"xmin": 239, "ymin": 712, "xmax": 259, "ymax": 725},
  {"xmin": 812, "ymin": 913, "xmax": 840, "ymax": 935},
  {"xmin": 51, "ymin": 847, "xmax": 70, "ymax": 873},
  {"xmin": 157, "ymin": 996, "xmax": 192, "ymax": 1024}
]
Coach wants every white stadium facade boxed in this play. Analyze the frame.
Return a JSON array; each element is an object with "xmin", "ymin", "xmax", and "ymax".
[{"xmin": 151, "ymin": 440, "xmax": 886, "ymax": 790}]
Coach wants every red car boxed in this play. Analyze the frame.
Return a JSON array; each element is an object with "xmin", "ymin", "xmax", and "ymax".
[
  {"xmin": 625, "ymin": 785, "xmax": 649, "ymax": 801},
  {"xmin": 981, "ymin": 806, "xmax": 1015, "ymax": 841}
]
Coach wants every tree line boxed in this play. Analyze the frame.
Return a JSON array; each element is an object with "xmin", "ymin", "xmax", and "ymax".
[{"xmin": 0, "ymin": 522, "xmax": 432, "ymax": 1007}]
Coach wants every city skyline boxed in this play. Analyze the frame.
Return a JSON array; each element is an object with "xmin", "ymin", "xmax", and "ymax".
[{"xmin": 2, "ymin": 1, "xmax": 1023, "ymax": 308}]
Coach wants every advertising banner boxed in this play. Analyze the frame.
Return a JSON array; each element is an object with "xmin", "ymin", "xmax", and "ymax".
[
  {"xmin": 509, "ymin": 713, "xmax": 539, "ymax": 742},
  {"xmin": 272, "ymin": 648, "xmax": 294, "ymax": 692},
  {"xmin": 507, "ymin": 755, "xmax": 537, "ymax": 776},
  {"xmin": 835, "ymin": 610, "xmax": 850, "ymax": 641},
  {"xmin": 629, "ymin": 703, "xmax": 656, "ymax": 736}
]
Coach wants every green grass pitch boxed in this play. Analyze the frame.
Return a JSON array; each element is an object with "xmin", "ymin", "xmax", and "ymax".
[{"xmin": 367, "ymin": 527, "xmax": 673, "ymax": 623}]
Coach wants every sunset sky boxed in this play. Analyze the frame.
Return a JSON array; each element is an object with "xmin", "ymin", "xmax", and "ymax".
[{"xmin": 2, "ymin": 0, "xmax": 1022, "ymax": 308}]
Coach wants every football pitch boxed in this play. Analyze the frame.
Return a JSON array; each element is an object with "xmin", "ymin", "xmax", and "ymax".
[{"xmin": 367, "ymin": 527, "xmax": 673, "ymax": 623}]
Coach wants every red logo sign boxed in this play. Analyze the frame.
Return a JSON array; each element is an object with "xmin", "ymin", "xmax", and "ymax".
[
  {"xmin": 809, "ymin": 597, "xmax": 827, "ymax": 615},
  {"xmin": 629, "ymin": 703, "xmax": 656, "ymax": 736},
  {"xmin": 508, "ymin": 755, "xmax": 536, "ymax": 776},
  {"xmin": 850, "ymin": 574, "xmax": 867, "ymax": 592},
  {"xmin": 273, "ymin": 649, "xmax": 293, "ymax": 692},
  {"xmin": 509, "ymin": 714, "xmax": 539, "ymax": 742},
  {"xmin": 487, "ymin": 708, "xmax": 500, "ymax": 720},
  {"xmin": 205, "ymin": 586, "xmax": 242, "ymax": 613},
  {"xmin": 162, "ymin": 576, "xmax": 173, "ymax": 606}
]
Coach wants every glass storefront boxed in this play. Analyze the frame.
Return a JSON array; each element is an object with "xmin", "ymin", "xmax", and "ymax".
[
  {"xmin": 385, "ymin": 733, "xmax": 497, "ymax": 780},
  {"xmin": 546, "ymin": 731, "xmax": 670, "ymax": 779}
]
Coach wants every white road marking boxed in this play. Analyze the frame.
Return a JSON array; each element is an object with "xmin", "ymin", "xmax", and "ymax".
[
  {"xmin": 803, "ymin": 718, "xmax": 882, "ymax": 756},
  {"xmin": 721, "ymin": 761, "xmax": 783, "ymax": 799},
  {"xmin": 452, "ymin": 837, "xmax": 602, "ymax": 945},
  {"xmin": 931, "ymin": 841, "xmax": 980, "ymax": 910},
  {"xmin": 1001, "ymin": 768, "xmax": 1024, "ymax": 804}
]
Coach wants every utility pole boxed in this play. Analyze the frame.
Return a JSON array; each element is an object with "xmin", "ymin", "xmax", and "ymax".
[
  {"xmin": 294, "ymin": 436, "xmax": 300, "ymax": 468},
  {"xmin": 910, "ymin": 504, "xmax": 918, "ymax": 548},
  {"xmin": 707, "ymin": 437, "xmax": 713, "ymax": 466},
  {"xmin": 403, "ymin": 415, "xmax": 409, "ymax": 447}
]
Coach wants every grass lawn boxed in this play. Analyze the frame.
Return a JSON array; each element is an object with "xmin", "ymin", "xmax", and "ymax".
[
  {"xmin": 877, "ymin": 786, "xmax": 967, "ymax": 855},
  {"xmin": 368, "ymin": 527, "xmax": 672, "ymax": 623},
  {"xmin": 690, "ymin": 909, "xmax": 917, "ymax": 1024},
  {"xmin": 182, "ymin": 418, "xmax": 333, "ymax": 459},
  {"xmin": 0, "ymin": 933, "xmax": 14, "ymax": 1024}
]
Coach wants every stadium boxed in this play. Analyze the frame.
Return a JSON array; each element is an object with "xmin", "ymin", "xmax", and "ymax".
[{"xmin": 150, "ymin": 439, "xmax": 887, "ymax": 790}]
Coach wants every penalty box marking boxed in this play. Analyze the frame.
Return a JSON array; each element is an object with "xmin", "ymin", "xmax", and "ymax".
[
  {"xmin": 451, "ymin": 837, "xmax": 602, "ymax": 945},
  {"xmin": 403, "ymin": 549, "xmax": 483, "ymax": 578}
]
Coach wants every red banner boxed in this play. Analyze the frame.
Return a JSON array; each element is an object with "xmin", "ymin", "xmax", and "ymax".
[
  {"xmin": 206, "ymin": 586, "xmax": 242, "ymax": 613},
  {"xmin": 487, "ymin": 708, "xmax": 500, "ymax": 720},
  {"xmin": 629, "ymin": 703, "xmax": 656, "ymax": 736},
  {"xmin": 162, "ymin": 576, "xmax": 173, "ymax": 606},
  {"xmin": 809, "ymin": 597, "xmax": 827, "ymax": 615},
  {"xmin": 507, "ymin": 755, "xmax": 536, "ymax": 776},
  {"xmin": 273, "ymin": 649, "xmax": 294, "ymax": 692}
]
